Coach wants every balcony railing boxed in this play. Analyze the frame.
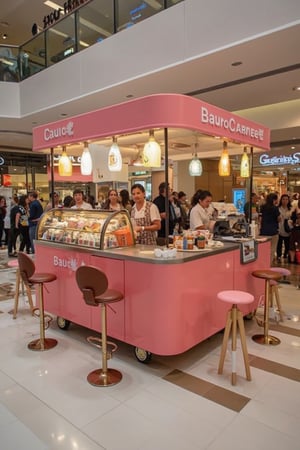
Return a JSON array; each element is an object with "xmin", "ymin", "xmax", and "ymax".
[{"xmin": 0, "ymin": 0, "xmax": 183, "ymax": 83}]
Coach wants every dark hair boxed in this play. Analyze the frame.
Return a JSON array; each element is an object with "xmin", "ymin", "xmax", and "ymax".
[
  {"xmin": 263, "ymin": 193, "xmax": 278, "ymax": 211},
  {"xmin": 158, "ymin": 182, "xmax": 168, "ymax": 194},
  {"xmin": 18, "ymin": 195, "xmax": 28, "ymax": 207},
  {"xmin": 103, "ymin": 189, "xmax": 118, "ymax": 210},
  {"xmin": 279, "ymin": 194, "xmax": 291, "ymax": 210},
  {"xmin": 131, "ymin": 183, "xmax": 145, "ymax": 193},
  {"xmin": 178, "ymin": 191, "xmax": 186, "ymax": 199},
  {"xmin": 119, "ymin": 189, "xmax": 130, "ymax": 207},
  {"xmin": 63, "ymin": 195, "xmax": 73, "ymax": 207},
  {"xmin": 73, "ymin": 188, "xmax": 84, "ymax": 195},
  {"xmin": 28, "ymin": 190, "xmax": 38, "ymax": 199}
]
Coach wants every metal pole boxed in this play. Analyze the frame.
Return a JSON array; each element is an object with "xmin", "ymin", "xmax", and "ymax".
[
  {"xmin": 164, "ymin": 128, "xmax": 169, "ymax": 247},
  {"xmin": 249, "ymin": 146, "xmax": 254, "ymax": 224},
  {"xmin": 50, "ymin": 148, "xmax": 55, "ymax": 208}
]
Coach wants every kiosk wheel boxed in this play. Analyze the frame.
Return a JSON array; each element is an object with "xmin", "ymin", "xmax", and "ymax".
[
  {"xmin": 134, "ymin": 347, "xmax": 152, "ymax": 363},
  {"xmin": 57, "ymin": 316, "xmax": 71, "ymax": 330}
]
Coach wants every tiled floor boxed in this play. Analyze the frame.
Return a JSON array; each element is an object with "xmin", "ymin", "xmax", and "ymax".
[{"xmin": 0, "ymin": 252, "xmax": 299, "ymax": 450}]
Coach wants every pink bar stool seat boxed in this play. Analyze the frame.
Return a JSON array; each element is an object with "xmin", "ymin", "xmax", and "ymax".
[
  {"xmin": 7, "ymin": 258, "xmax": 34, "ymax": 319},
  {"xmin": 217, "ymin": 290, "xmax": 254, "ymax": 385},
  {"xmin": 269, "ymin": 267, "xmax": 291, "ymax": 277}
]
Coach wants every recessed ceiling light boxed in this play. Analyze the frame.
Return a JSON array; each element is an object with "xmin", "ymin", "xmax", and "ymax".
[
  {"xmin": 293, "ymin": 86, "xmax": 300, "ymax": 91},
  {"xmin": 231, "ymin": 61, "xmax": 242, "ymax": 67},
  {"xmin": 126, "ymin": 94, "xmax": 134, "ymax": 98},
  {"xmin": 60, "ymin": 113, "xmax": 67, "ymax": 116},
  {"xmin": 0, "ymin": 21, "xmax": 9, "ymax": 27}
]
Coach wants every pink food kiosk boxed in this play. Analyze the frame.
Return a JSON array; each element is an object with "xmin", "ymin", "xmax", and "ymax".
[{"xmin": 32, "ymin": 94, "xmax": 270, "ymax": 362}]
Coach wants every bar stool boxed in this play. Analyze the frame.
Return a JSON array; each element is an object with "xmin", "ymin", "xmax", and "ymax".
[
  {"xmin": 7, "ymin": 259, "xmax": 35, "ymax": 319},
  {"xmin": 217, "ymin": 290, "xmax": 254, "ymax": 385},
  {"xmin": 251, "ymin": 269, "xmax": 282, "ymax": 345},
  {"xmin": 76, "ymin": 265, "xmax": 124, "ymax": 387},
  {"xmin": 18, "ymin": 252, "xmax": 58, "ymax": 351},
  {"xmin": 269, "ymin": 267, "xmax": 291, "ymax": 322}
]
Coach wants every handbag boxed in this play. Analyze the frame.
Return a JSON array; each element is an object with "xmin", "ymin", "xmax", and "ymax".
[{"xmin": 284, "ymin": 218, "xmax": 292, "ymax": 233}]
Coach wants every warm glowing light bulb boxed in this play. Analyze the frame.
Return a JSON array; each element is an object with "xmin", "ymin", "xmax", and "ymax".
[
  {"xmin": 240, "ymin": 147, "xmax": 250, "ymax": 178},
  {"xmin": 143, "ymin": 130, "xmax": 161, "ymax": 167},
  {"xmin": 80, "ymin": 143, "xmax": 92, "ymax": 175},
  {"xmin": 58, "ymin": 147, "xmax": 72, "ymax": 176},
  {"xmin": 108, "ymin": 137, "xmax": 122, "ymax": 172},
  {"xmin": 218, "ymin": 141, "xmax": 230, "ymax": 176}
]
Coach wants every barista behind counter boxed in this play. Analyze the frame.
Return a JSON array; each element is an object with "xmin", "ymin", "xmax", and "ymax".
[
  {"xmin": 131, "ymin": 183, "xmax": 161, "ymax": 245},
  {"xmin": 189, "ymin": 190, "xmax": 217, "ymax": 231}
]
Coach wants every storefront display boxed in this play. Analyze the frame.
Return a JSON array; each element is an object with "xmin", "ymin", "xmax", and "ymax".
[{"xmin": 37, "ymin": 208, "xmax": 135, "ymax": 249}]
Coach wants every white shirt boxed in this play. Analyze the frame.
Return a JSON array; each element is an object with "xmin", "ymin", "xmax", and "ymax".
[
  {"xmin": 189, "ymin": 203, "xmax": 210, "ymax": 230},
  {"xmin": 132, "ymin": 200, "xmax": 161, "ymax": 222},
  {"xmin": 71, "ymin": 201, "xmax": 93, "ymax": 210}
]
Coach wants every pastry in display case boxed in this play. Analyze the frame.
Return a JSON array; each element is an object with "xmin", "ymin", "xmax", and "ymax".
[{"xmin": 37, "ymin": 208, "xmax": 135, "ymax": 249}]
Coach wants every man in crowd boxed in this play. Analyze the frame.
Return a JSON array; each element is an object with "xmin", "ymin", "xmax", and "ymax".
[{"xmin": 28, "ymin": 190, "xmax": 44, "ymax": 254}]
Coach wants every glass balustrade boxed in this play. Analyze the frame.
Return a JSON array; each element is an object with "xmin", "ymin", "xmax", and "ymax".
[{"xmin": 0, "ymin": 0, "xmax": 183, "ymax": 83}]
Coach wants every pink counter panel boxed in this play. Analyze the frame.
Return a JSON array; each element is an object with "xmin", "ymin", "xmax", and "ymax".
[{"xmin": 35, "ymin": 241, "xmax": 270, "ymax": 357}]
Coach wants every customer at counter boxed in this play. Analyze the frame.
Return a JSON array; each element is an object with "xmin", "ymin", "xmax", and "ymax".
[
  {"xmin": 71, "ymin": 188, "xmax": 93, "ymax": 210},
  {"xmin": 103, "ymin": 189, "xmax": 121, "ymax": 211},
  {"xmin": 259, "ymin": 192, "xmax": 280, "ymax": 264},
  {"xmin": 131, "ymin": 183, "xmax": 161, "ymax": 245},
  {"xmin": 189, "ymin": 190, "xmax": 214, "ymax": 231},
  {"xmin": 153, "ymin": 182, "xmax": 176, "ymax": 238}
]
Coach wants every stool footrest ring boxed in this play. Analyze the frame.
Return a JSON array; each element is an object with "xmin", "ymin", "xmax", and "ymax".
[
  {"xmin": 32, "ymin": 308, "xmax": 53, "ymax": 330},
  {"xmin": 87, "ymin": 336, "xmax": 118, "ymax": 359}
]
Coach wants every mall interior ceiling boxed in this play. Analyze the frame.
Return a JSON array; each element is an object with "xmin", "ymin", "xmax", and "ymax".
[{"xmin": 0, "ymin": 1, "xmax": 299, "ymax": 167}]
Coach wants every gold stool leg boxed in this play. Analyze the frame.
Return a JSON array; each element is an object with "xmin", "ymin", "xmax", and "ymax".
[
  {"xmin": 237, "ymin": 309, "xmax": 251, "ymax": 381},
  {"xmin": 273, "ymin": 285, "xmax": 284, "ymax": 322},
  {"xmin": 252, "ymin": 280, "xmax": 281, "ymax": 345},
  {"xmin": 87, "ymin": 303, "xmax": 122, "ymax": 387},
  {"xmin": 28, "ymin": 283, "xmax": 57, "ymax": 351},
  {"xmin": 13, "ymin": 269, "xmax": 20, "ymax": 319},
  {"xmin": 218, "ymin": 310, "xmax": 232, "ymax": 375},
  {"xmin": 231, "ymin": 305, "xmax": 237, "ymax": 385}
]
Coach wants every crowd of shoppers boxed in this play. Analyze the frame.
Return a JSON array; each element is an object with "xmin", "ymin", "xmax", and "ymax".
[{"xmin": 0, "ymin": 187, "xmax": 299, "ymax": 265}]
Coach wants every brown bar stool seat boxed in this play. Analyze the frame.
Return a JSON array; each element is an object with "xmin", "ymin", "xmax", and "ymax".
[
  {"xmin": 252, "ymin": 269, "xmax": 282, "ymax": 345},
  {"xmin": 269, "ymin": 267, "xmax": 291, "ymax": 322},
  {"xmin": 76, "ymin": 265, "xmax": 124, "ymax": 387},
  {"xmin": 217, "ymin": 290, "xmax": 254, "ymax": 385},
  {"xmin": 18, "ymin": 252, "xmax": 58, "ymax": 351},
  {"xmin": 7, "ymin": 258, "xmax": 34, "ymax": 319}
]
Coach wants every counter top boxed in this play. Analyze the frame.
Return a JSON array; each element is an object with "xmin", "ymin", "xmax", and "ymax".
[{"xmin": 36, "ymin": 240, "xmax": 240, "ymax": 264}]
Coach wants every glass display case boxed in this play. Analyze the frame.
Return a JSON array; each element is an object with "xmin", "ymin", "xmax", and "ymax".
[{"xmin": 37, "ymin": 208, "xmax": 135, "ymax": 250}]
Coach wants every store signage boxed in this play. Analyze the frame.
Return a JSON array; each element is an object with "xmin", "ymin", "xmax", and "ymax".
[
  {"xmin": 0, "ymin": 156, "xmax": 4, "ymax": 165},
  {"xmin": 201, "ymin": 106, "xmax": 265, "ymax": 142},
  {"xmin": 259, "ymin": 152, "xmax": 300, "ymax": 166},
  {"xmin": 53, "ymin": 255, "xmax": 78, "ymax": 270},
  {"xmin": 44, "ymin": 121, "xmax": 74, "ymax": 141},
  {"xmin": 32, "ymin": 0, "xmax": 89, "ymax": 34}
]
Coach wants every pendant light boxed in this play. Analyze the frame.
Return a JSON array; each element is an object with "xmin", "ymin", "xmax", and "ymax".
[
  {"xmin": 143, "ymin": 130, "xmax": 161, "ymax": 167},
  {"xmin": 108, "ymin": 136, "xmax": 122, "ymax": 172},
  {"xmin": 58, "ymin": 146, "xmax": 72, "ymax": 176},
  {"xmin": 189, "ymin": 142, "xmax": 203, "ymax": 176},
  {"xmin": 218, "ymin": 141, "xmax": 230, "ymax": 176},
  {"xmin": 240, "ymin": 147, "xmax": 250, "ymax": 178},
  {"xmin": 80, "ymin": 142, "xmax": 92, "ymax": 175}
]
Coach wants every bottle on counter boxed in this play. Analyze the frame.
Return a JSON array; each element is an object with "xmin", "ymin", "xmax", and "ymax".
[{"xmin": 249, "ymin": 220, "xmax": 258, "ymax": 238}]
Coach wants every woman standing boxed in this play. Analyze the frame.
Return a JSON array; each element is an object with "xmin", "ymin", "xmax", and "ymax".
[
  {"xmin": 15, "ymin": 195, "xmax": 31, "ymax": 254},
  {"xmin": 0, "ymin": 196, "xmax": 6, "ymax": 248},
  {"xmin": 259, "ymin": 192, "xmax": 280, "ymax": 264},
  {"xmin": 189, "ymin": 190, "xmax": 213, "ymax": 231},
  {"xmin": 276, "ymin": 194, "xmax": 292, "ymax": 261},
  {"xmin": 119, "ymin": 189, "xmax": 132, "ymax": 214},
  {"xmin": 103, "ymin": 189, "xmax": 121, "ymax": 211},
  {"xmin": 131, "ymin": 183, "xmax": 161, "ymax": 245}
]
